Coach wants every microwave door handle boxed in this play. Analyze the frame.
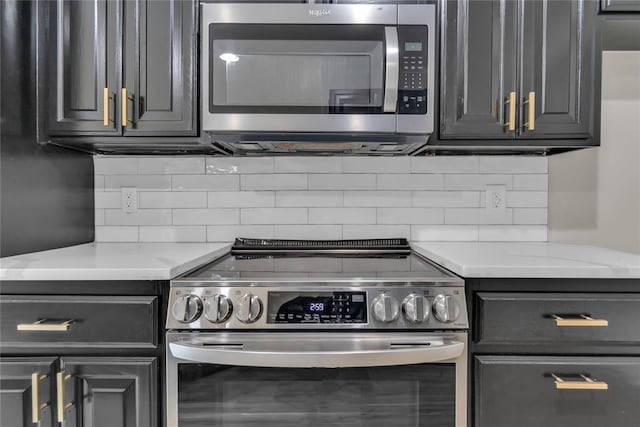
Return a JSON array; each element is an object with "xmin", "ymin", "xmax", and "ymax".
[
  {"xmin": 383, "ymin": 26, "xmax": 399, "ymax": 113},
  {"xmin": 169, "ymin": 340, "xmax": 464, "ymax": 368}
]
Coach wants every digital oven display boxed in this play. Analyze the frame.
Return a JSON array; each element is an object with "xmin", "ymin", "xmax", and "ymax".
[{"xmin": 267, "ymin": 291, "xmax": 367, "ymax": 324}]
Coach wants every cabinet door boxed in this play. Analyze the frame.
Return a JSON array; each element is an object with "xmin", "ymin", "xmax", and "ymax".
[
  {"xmin": 0, "ymin": 358, "xmax": 57, "ymax": 427},
  {"xmin": 475, "ymin": 356, "xmax": 640, "ymax": 427},
  {"xmin": 49, "ymin": 0, "xmax": 122, "ymax": 135},
  {"xmin": 123, "ymin": 0, "xmax": 197, "ymax": 135},
  {"xmin": 60, "ymin": 358, "xmax": 157, "ymax": 427},
  {"xmin": 519, "ymin": 0, "xmax": 596, "ymax": 139},
  {"xmin": 440, "ymin": 0, "xmax": 518, "ymax": 139},
  {"xmin": 601, "ymin": 0, "xmax": 640, "ymax": 12}
]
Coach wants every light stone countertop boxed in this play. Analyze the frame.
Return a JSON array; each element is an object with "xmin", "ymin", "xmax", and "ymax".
[
  {"xmin": 412, "ymin": 242, "xmax": 640, "ymax": 278},
  {"xmin": 0, "ymin": 243, "xmax": 231, "ymax": 281}
]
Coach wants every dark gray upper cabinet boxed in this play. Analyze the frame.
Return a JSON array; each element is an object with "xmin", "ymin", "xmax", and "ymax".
[
  {"xmin": 123, "ymin": 0, "xmax": 196, "ymax": 135},
  {"xmin": 48, "ymin": 0, "xmax": 196, "ymax": 137},
  {"xmin": 441, "ymin": 0, "xmax": 598, "ymax": 143},
  {"xmin": 49, "ymin": 0, "xmax": 121, "ymax": 135},
  {"xmin": 601, "ymin": 0, "xmax": 640, "ymax": 12}
]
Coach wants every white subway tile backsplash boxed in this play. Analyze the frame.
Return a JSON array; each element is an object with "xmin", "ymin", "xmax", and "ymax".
[
  {"xmin": 377, "ymin": 208, "xmax": 444, "ymax": 224},
  {"xmin": 308, "ymin": 208, "xmax": 376, "ymax": 224},
  {"xmin": 342, "ymin": 157, "xmax": 410, "ymax": 173},
  {"xmin": 95, "ymin": 226, "xmax": 138, "ymax": 242},
  {"xmin": 478, "ymin": 225, "xmax": 547, "ymax": 241},
  {"xmin": 276, "ymin": 191, "xmax": 343, "ymax": 207},
  {"xmin": 139, "ymin": 192, "xmax": 207, "ymax": 209},
  {"xmin": 207, "ymin": 225, "xmax": 275, "ymax": 242},
  {"xmin": 104, "ymin": 209, "xmax": 172, "ymax": 226},
  {"xmin": 344, "ymin": 191, "xmax": 411, "ymax": 207},
  {"xmin": 241, "ymin": 208, "xmax": 307, "ymax": 224},
  {"xmin": 412, "ymin": 191, "xmax": 480, "ymax": 207},
  {"xmin": 139, "ymin": 226, "xmax": 206, "ymax": 242},
  {"xmin": 506, "ymin": 191, "xmax": 548, "ymax": 208},
  {"xmin": 411, "ymin": 156, "xmax": 479, "ymax": 173},
  {"xmin": 274, "ymin": 225, "xmax": 343, "ymax": 240},
  {"xmin": 308, "ymin": 174, "xmax": 376, "ymax": 190},
  {"xmin": 343, "ymin": 225, "xmax": 410, "ymax": 239},
  {"xmin": 94, "ymin": 157, "xmax": 138, "ymax": 175},
  {"xmin": 104, "ymin": 175, "xmax": 171, "ymax": 191},
  {"xmin": 94, "ymin": 155, "xmax": 548, "ymax": 243},
  {"xmin": 206, "ymin": 157, "xmax": 274, "ymax": 174},
  {"xmin": 411, "ymin": 225, "xmax": 479, "ymax": 241},
  {"xmin": 377, "ymin": 174, "xmax": 444, "ymax": 190},
  {"xmin": 242, "ymin": 174, "xmax": 307, "ymax": 190},
  {"xmin": 445, "ymin": 208, "xmax": 513, "ymax": 225},
  {"xmin": 95, "ymin": 191, "xmax": 122, "ymax": 209},
  {"xmin": 445, "ymin": 174, "xmax": 513, "ymax": 190},
  {"xmin": 209, "ymin": 191, "xmax": 275, "ymax": 208},
  {"xmin": 275, "ymin": 157, "xmax": 342, "ymax": 173},
  {"xmin": 513, "ymin": 208, "xmax": 548, "ymax": 225},
  {"xmin": 513, "ymin": 174, "xmax": 548, "ymax": 190},
  {"xmin": 172, "ymin": 175, "xmax": 239, "ymax": 191},
  {"xmin": 478, "ymin": 156, "xmax": 548, "ymax": 173},
  {"xmin": 138, "ymin": 157, "xmax": 205, "ymax": 175},
  {"xmin": 173, "ymin": 209, "xmax": 239, "ymax": 225}
]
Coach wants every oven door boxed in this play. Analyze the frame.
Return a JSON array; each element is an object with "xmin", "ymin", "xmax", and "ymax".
[
  {"xmin": 166, "ymin": 332, "xmax": 467, "ymax": 427},
  {"xmin": 201, "ymin": 4, "xmax": 399, "ymax": 133}
]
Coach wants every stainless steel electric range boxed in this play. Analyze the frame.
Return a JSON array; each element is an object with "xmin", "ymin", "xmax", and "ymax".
[{"xmin": 166, "ymin": 238, "xmax": 468, "ymax": 427}]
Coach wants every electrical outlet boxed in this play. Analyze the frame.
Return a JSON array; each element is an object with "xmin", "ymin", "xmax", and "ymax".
[
  {"xmin": 485, "ymin": 185, "xmax": 506, "ymax": 214},
  {"xmin": 121, "ymin": 187, "xmax": 138, "ymax": 213}
]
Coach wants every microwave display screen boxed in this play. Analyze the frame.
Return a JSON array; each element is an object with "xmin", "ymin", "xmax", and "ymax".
[{"xmin": 404, "ymin": 42, "xmax": 422, "ymax": 52}]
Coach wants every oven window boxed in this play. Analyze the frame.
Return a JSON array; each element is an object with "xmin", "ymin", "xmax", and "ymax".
[
  {"xmin": 209, "ymin": 25, "xmax": 386, "ymax": 114},
  {"xmin": 178, "ymin": 364, "xmax": 455, "ymax": 426}
]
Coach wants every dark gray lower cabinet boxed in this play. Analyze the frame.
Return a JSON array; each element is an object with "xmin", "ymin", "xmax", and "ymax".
[
  {"xmin": 475, "ymin": 356, "xmax": 640, "ymax": 427},
  {"xmin": 601, "ymin": 0, "xmax": 640, "ymax": 11},
  {"xmin": 61, "ymin": 358, "xmax": 157, "ymax": 427},
  {"xmin": 0, "ymin": 358, "xmax": 57, "ymax": 427}
]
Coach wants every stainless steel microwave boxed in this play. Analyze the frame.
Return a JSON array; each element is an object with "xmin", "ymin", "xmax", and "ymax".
[{"xmin": 201, "ymin": 3, "xmax": 436, "ymax": 155}]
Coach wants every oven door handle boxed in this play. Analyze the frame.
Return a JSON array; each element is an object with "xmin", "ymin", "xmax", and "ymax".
[
  {"xmin": 169, "ymin": 340, "xmax": 464, "ymax": 368},
  {"xmin": 383, "ymin": 26, "xmax": 399, "ymax": 113}
]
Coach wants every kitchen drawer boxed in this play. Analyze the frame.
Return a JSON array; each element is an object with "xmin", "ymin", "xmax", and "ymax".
[
  {"xmin": 0, "ymin": 295, "xmax": 158, "ymax": 349},
  {"xmin": 475, "ymin": 292, "xmax": 640, "ymax": 345},
  {"xmin": 475, "ymin": 356, "xmax": 640, "ymax": 427}
]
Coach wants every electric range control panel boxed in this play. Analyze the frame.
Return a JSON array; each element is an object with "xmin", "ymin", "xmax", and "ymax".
[{"xmin": 166, "ymin": 285, "xmax": 468, "ymax": 330}]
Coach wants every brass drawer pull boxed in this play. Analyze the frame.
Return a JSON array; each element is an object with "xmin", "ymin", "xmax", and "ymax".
[
  {"xmin": 504, "ymin": 91, "xmax": 517, "ymax": 131},
  {"xmin": 31, "ymin": 373, "xmax": 49, "ymax": 423},
  {"xmin": 523, "ymin": 91, "xmax": 535, "ymax": 131},
  {"xmin": 57, "ymin": 372, "xmax": 74, "ymax": 422},
  {"xmin": 552, "ymin": 314, "xmax": 608, "ymax": 327},
  {"xmin": 552, "ymin": 373, "xmax": 608, "ymax": 390},
  {"xmin": 122, "ymin": 88, "xmax": 134, "ymax": 126},
  {"xmin": 17, "ymin": 319, "xmax": 74, "ymax": 332},
  {"xmin": 103, "ymin": 88, "xmax": 114, "ymax": 126}
]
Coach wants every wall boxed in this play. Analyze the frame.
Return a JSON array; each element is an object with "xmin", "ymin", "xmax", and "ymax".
[
  {"xmin": 0, "ymin": 0, "xmax": 94, "ymax": 257},
  {"xmin": 95, "ymin": 155, "xmax": 548, "ymax": 243},
  {"xmin": 549, "ymin": 51, "xmax": 640, "ymax": 254}
]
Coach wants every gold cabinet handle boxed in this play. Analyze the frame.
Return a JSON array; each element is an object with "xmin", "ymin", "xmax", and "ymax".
[
  {"xmin": 552, "ymin": 314, "xmax": 608, "ymax": 327},
  {"xmin": 103, "ymin": 88, "xmax": 114, "ymax": 126},
  {"xmin": 552, "ymin": 373, "xmax": 608, "ymax": 390},
  {"xmin": 121, "ymin": 88, "xmax": 134, "ymax": 127},
  {"xmin": 523, "ymin": 91, "xmax": 535, "ymax": 131},
  {"xmin": 504, "ymin": 91, "xmax": 516, "ymax": 131},
  {"xmin": 17, "ymin": 319, "xmax": 73, "ymax": 332},
  {"xmin": 31, "ymin": 373, "xmax": 48, "ymax": 423},
  {"xmin": 56, "ymin": 372, "xmax": 74, "ymax": 422}
]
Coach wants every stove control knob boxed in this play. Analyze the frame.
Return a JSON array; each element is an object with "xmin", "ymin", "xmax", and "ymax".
[
  {"xmin": 432, "ymin": 294, "xmax": 461, "ymax": 323},
  {"xmin": 235, "ymin": 294, "xmax": 263, "ymax": 323},
  {"xmin": 172, "ymin": 295, "xmax": 203, "ymax": 324},
  {"xmin": 402, "ymin": 294, "xmax": 431, "ymax": 323},
  {"xmin": 203, "ymin": 294, "xmax": 233, "ymax": 324},
  {"xmin": 371, "ymin": 294, "xmax": 400, "ymax": 323}
]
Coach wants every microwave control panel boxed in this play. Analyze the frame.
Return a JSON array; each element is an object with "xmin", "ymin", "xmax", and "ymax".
[{"xmin": 398, "ymin": 26, "xmax": 428, "ymax": 115}]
